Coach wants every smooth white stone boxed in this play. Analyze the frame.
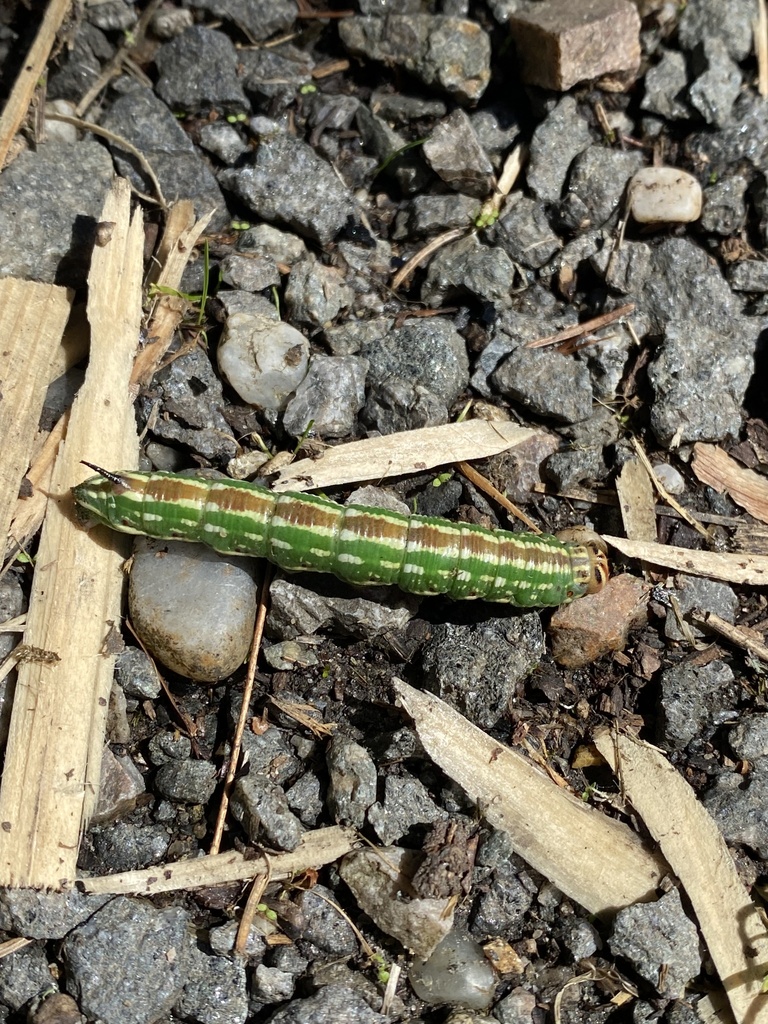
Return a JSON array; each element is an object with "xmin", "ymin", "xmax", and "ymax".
[
  {"xmin": 653, "ymin": 462, "xmax": 686, "ymax": 495},
  {"xmin": 218, "ymin": 312, "xmax": 309, "ymax": 411},
  {"xmin": 629, "ymin": 166, "xmax": 702, "ymax": 224}
]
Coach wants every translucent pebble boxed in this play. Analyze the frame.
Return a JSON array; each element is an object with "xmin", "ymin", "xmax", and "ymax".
[
  {"xmin": 409, "ymin": 932, "xmax": 496, "ymax": 1010},
  {"xmin": 653, "ymin": 462, "xmax": 685, "ymax": 495}
]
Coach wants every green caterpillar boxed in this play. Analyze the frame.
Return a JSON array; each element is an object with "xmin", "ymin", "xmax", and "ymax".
[{"xmin": 72, "ymin": 466, "xmax": 608, "ymax": 608}]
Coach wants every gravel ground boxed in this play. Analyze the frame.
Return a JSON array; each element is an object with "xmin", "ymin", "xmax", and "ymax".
[{"xmin": 2, "ymin": 1, "xmax": 768, "ymax": 1023}]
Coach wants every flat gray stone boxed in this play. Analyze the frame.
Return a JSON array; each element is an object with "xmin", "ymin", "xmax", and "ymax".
[
  {"xmin": 492, "ymin": 345, "xmax": 594, "ymax": 424},
  {"xmin": 610, "ymin": 889, "xmax": 701, "ymax": 1000},
  {"xmin": 282, "ymin": 355, "xmax": 368, "ymax": 439},
  {"xmin": 339, "ymin": 15, "xmax": 490, "ymax": 103},
  {"xmin": 129, "ymin": 537, "xmax": 258, "ymax": 682},
  {"xmin": 63, "ymin": 898, "xmax": 192, "ymax": 1024},
  {"xmin": 155, "ymin": 25, "xmax": 248, "ymax": 113},
  {"xmin": 219, "ymin": 135, "xmax": 354, "ymax": 244},
  {"xmin": 648, "ymin": 318, "xmax": 755, "ymax": 446},
  {"xmin": 102, "ymin": 86, "xmax": 229, "ymax": 230},
  {"xmin": 0, "ymin": 140, "xmax": 113, "ymax": 287},
  {"xmin": 527, "ymin": 95, "xmax": 592, "ymax": 204},
  {"xmin": 422, "ymin": 108, "xmax": 494, "ymax": 198}
]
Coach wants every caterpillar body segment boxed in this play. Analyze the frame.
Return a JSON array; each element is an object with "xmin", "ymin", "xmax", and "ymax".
[{"xmin": 73, "ymin": 468, "xmax": 609, "ymax": 608}]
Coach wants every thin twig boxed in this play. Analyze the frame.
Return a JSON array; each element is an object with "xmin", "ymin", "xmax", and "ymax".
[
  {"xmin": 391, "ymin": 227, "xmax": 467, "ymax": 291},
  {"xmin": 295, "ymin": 8, "xmax": 354, "ymax": 16},
  {"xmin": 45, "ymin": 113, "xmax": 168, "ymax": 210},
  {"xmin": 235, "ymin": 851, "xmax": 271, "ymax": 956},
  {"xmin": 0, "ymin": 937, "xmax": 33, "ymax": 958},
  {"xmin": 0, "ymin": 648, "xmax": 23, "ymax": 685},
  {"xmin": 594, "ymin": 101, "xmax": 615, "ymax": 142},
  {"xmin": 0, "ymin": 540, "xmax": 31, "ymax": 584},
  {"xmin": 124, "ymin": 618, "xmax": 198, "ymax": 742},
  {"xmin": 311, "ymin": 59, "xmax": 350, "ymax": 78},
  {"xmin": 287, "ymin": 881, "xmax": 379, "ymax": 960},
  {"xmin": 456, "ymin": 460, "xmax": 541, "ymax": 533},
  {"xmin": 209, "ymin": 566, "xmax": 273, "ymax": 856},
  {"xmin": 392, "ymin": 306, "xmax": 458, "ymax": 329},
  {"xmin": 531, "ymin": 479, "xmax": 756, "ymax": 529},
  {"xmin": 526, "ymin": 303, "xmax": 635, "ymax": 349},
  {"xmin": 691, "ymin": 610, "xmax": 768, "ymax": 664},
  {"xmin": 75, "ymin": 0, "xmax": 163, "ymax": 117},
  {"xmin": 0, "ymin": 614, "xmax": 26, "ymax": 633},
  {"xmin": 669, "ymin": 592, "xmax": 704, "ymax": 649},
  {"xmin": 0, "ymin": 0, "xmax": 72, "ymax": 170}
]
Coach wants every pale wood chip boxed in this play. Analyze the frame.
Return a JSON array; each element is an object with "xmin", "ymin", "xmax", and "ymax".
[
  {"xmin": 476, "ymin": 142, "xmax": 526, "ymax": 227},
  {"xmin": 616, "ymin": 458, "xmax": 657, "ymax": 542},
  {"xmin": 131, "ymin": 202, "xmax": 215, "ymax": 389},
  {"xmin": 632, "ymin": 436, "xmax": 708, "ymax": 540},
  {"xmin": 0, "ymin": 937, "xmax": 32, "ymax": 958},
  {"xmin": 757, "ymin": 0, "xmax": 768, "ymax": 98},
  {"xmin": 603, "ymin": 535, "xmax": 768, "ymax": 586},
  {"xmin": 394, "ymin": 680, "xmax": 666, "ymax": 916},
  {"xmin": 0, "ymin": 281, "xmax": 73, "ymax": 559},
  {"xmin": 0, "ymin": 180, "xmax": 143, "ymax": 889},
  {"xmin": 272, "ymin": 422, "xmax": 543, "ymax": 492},
  {"xmin": 692, "ymin": 443, "xmax": 768, "ymax": 525},
  {"xmin": 697, "ymin": 992, "xmax": 738, "ymax": 1024},
  {"xmin": 4, "ymin": 412, "xmax": 69, "ymax": 564},
  {"xmin": 0, "ymin": 0, "xmax": 72, "ymax": 169},
  {"xmin": 594, "ymin": 728, "xmax": 768, "ymax": 1024}
]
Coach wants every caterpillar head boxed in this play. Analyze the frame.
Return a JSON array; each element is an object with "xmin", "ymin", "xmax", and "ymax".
[
  {"xmin": 72, "ymin": 464, "xmax": 141, "ymax": 532},
  {"xmin": 556, "ymin": 527, "xmax": 609, "ymax": 596}
]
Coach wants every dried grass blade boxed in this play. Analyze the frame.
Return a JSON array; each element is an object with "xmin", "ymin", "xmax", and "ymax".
[
  {"xmin": 272, "ymin": 421, "xmax": 542, "ymax": 492},
  {"xmin": 394, "ymin": 679, "xmax": 666, "ymax": 916},
  {"xmin": 603, "ymin": 536, "xmax": 768, "ymax": 586},
  {"xmin": 594, "ymin": 728, "xmax": 768, "ymax": 1024}
]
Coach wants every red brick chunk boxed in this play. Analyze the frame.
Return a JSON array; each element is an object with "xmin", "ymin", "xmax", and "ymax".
[
  {"xmin": 549, "ymin": 573, "xmax": 650, "ymax": 669},
  {"xmin": 508, "ymin": 0, "xmax": 641, "ymax": 92}
]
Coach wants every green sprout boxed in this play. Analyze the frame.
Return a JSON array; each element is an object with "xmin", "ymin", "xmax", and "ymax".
[
  {"xmin": 293, "ymin": 420, "xmax": 316, "ymax": 455},
  {"xmin": 475, "ymin": 207, "xmax": 499, "ymax": 229},
  {"xmin": 373, "ymin": 137, "xmax": 428, "ymax": 178},
  {"xmin": 370, "ymin": 952, "xmax": 390, "ymax": 985},
  {"xmin": 147, "ymin": 241, "xmax": 214, "ymax": 333},
  {"xmin": 256, "ymin": 904, "xmax": 278, "ymax": 923}
]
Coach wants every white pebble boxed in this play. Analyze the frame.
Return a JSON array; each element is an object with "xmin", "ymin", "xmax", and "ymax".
[
  {"xmin": 227, "ymin": 450, "xmax": 270, "ymax": 480},
  {"xmin": 44, "ymin": 100, "xmax": 78, "ymax": 144},
  {"xmin": 629, "ymin": 166, "xmax": 702, "ymax": 224},
  {"xmin": 653, "ymin": 462, "xmax": 685, "ymax": 495},
  {"xmin": 218, "ymin": 313, "xmax": 309, "ymax": 411}
]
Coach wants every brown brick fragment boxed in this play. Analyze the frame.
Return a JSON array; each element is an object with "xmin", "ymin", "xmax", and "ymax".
[
  {"xmin": 509, "ymin": 0, "xmax": 641, "ymax": 92},
  {"xmin": 549, "ymin": 573, "xmax": 650, "ymax": 669}
]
